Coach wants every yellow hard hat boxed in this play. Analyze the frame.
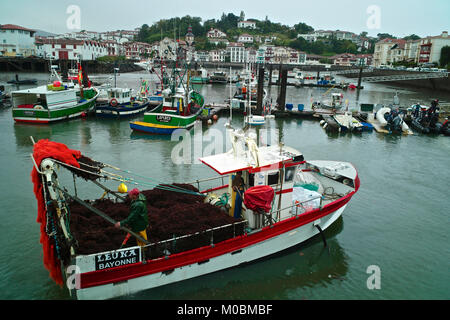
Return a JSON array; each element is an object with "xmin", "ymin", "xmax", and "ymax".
[{"xmin": 118, "ymin": 183, "xmax": 128, "ymax": 193}]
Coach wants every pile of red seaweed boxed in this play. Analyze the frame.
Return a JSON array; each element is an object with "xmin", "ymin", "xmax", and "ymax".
[{"xmin": 69, "ymin": 184, "xmax": 244, "ymax": 256}]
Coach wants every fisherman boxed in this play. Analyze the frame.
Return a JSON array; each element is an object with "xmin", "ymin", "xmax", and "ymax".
[
  {"xmin": 429, "ymin": 99, "xmax": 439, "ymax": 116},
  {"xmin": 115, "ymin": 188, "xmax": 149, "ymax": 247},
  {"xmin": 231, "ymin": 171, "xmax": 245, "ymax": 219}
]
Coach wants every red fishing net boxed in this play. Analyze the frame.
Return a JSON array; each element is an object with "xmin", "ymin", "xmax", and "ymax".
[{"xmin": 31, "ymin": 139, "xmax": 82, "ymax": 286}]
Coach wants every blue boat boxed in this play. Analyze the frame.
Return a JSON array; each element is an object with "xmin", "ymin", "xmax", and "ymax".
[{"xmin": 95, "ymin": 87, "xmax": 150, "ymax": 118}]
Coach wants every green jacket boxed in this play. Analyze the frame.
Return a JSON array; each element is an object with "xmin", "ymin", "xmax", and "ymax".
[{"xmin": 121, "ymin": 193, "xmax": 148, "ymax": 232}]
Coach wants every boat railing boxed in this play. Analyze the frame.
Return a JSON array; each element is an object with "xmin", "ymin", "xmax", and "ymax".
[
  {"xmin": 187, "ymin": 175, "xmax": 230, "ymax": 193},
  {"xmin": 143, "ymin": 219, "xmax": 248, "ymax": 260},
  {"xmin": 254, "ymin": 196, "xmax": 323, "ymax": 228}
]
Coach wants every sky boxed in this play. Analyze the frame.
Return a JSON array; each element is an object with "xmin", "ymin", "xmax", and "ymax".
[{"xmin": 1, "ymin": 0, "xmax": 449, "ymax": 38}]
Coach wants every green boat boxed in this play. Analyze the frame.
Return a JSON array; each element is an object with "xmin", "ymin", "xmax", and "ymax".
[
  {"xmin": 130, "ymin": 63, "xmax": 205, "ymax": 134},
  {"xmin": 189, "ymin": 68, "xmax": 209, "ymax": 84},
  {"xmin": 130, "ymin": 86, "xmax": 204, "ymax": 134},
  {"xmin": 12, "ymin": 65, "xmax": 99, "ymax": 124}
]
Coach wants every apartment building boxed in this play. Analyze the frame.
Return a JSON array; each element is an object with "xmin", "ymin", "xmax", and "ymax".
[
  {"xmin": 418, "ymin": 31, "xmax": 450, "ymax": 64},
  {"xmin": 0, "ymin": 24, "xmax": 36, "ymax": 57}
]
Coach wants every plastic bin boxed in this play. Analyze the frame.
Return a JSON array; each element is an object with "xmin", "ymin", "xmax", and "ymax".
[
  {"xmin": 298, "ymin": 104, "xmax": 304, "ymax": 111},
  {"xmin": 286, "ymin": 103, "xmax": 293, "ymax": 111}
]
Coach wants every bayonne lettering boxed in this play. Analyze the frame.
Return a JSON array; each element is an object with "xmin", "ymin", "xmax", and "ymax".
[{"xmin": 95, "ymin": 249, "xmax": 140, "ymax": 270}]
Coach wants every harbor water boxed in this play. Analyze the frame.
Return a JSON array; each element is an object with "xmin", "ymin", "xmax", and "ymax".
[{"xmin": 0, "ymin": 71, "xmax": 449, "ymax": 300}]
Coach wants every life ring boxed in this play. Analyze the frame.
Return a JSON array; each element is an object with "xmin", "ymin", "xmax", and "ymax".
[{"xmin": 110, "ymin": 98, "xmax": 118, "ymax": 107}]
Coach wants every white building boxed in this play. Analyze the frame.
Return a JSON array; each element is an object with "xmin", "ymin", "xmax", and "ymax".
[
  {"xmin": 35, "ymin": 37, "xmax": 108, "ymax": 61},
  {"xmin": 238, "ymin": 33, "xmax": 254, "ymax": 44},
  {"xmin": 227, "ymin": 42, "xmax": 245, "ymax": 63},
  {"xmin": 373, "ymin": 38, "xmax": 406, "ymax": 67},
  {"xmin": 159, "ymin": 37, "xmax": 178, "ymax": 61},
  {"xmin": 238, "ymin": 21, "xmax": 257, "ymax": 29},
  {"xmin": 195, "ymin": 51, "xmax": 210, "ymax": 62},
  {"xmin": 123, "ymin": 42, "xmax": 152, "ymax": 60},
  {"xmin": 206, "ymin": 28, "xmax": 227, "ymax": 39},
  {"xmin": 209, "ymin": 49, "xmax": 227, "ymax": 62},
  {"xmin": 418, "ymin": 31, "xmax": 450, "ymax": 65},
  {"xmin": 297, "ymin": 33, "xmax": 317, "ymax": 42},
  {"xmin": 0, "ymin": 24, "xmax": 36, "ymax": 57}
]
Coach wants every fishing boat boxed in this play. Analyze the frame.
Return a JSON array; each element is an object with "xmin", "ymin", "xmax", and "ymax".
[
  {"xmin": 209, "ymin": 71, "xmax": 228, "ymax": 84},
  {"xmin": 190, "ymin": 68, "xmax": 209, "ymax": 84},
  {"xmin": 129, "ymin": 86, "xmax": 204, "ymax": 134},
  {"xmin": 312, "ymin": 93, "xmax": 345, "ymax": 110},
  {"xmin": 30, "ymin": 126, "xmax": 360, "ymax": 299},
  {"xmin": 11, "ymin": 65, "xmax": 99, "ymax": 124},
  {"xmin": 95, "ymin": 80, "xmax": 150, "ymax": 118}
]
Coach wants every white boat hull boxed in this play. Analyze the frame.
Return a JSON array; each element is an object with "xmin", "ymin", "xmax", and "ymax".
[
  {"xmin": 74, "ymin": 205, "xmax": 346, "ymax": 300},
  {"xmin": 376, "ymin": 107, "xmax": 390, "ymax": 125}
]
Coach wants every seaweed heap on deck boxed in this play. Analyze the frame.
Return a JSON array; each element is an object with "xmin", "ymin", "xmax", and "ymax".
[{"xmin": 69, "ymin": 184, "xmax": 245, "ymax": 257}]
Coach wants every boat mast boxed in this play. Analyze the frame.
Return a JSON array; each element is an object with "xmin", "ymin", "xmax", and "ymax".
[{"xmin": 229, "ymin": 66, "xmax": 232, "ymax": 124}]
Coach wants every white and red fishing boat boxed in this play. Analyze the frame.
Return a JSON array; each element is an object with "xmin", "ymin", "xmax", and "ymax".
[{"xmin": 30, "ymin": 128, "xmax": 359, "ymax": 300}]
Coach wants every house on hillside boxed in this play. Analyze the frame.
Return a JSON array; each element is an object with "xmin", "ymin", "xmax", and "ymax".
[
  {"xmin": 238, "ymin": 33, "xmax": 254, "ymax": 44},
  {"xmin": 238, "ymin": 20, "xmax": 257, "ymax": 29}
]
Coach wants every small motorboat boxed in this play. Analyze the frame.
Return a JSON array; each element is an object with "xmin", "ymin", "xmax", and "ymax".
[
  {"xmin": 375, "ymin": 107, "xmax": 413, "ymax": 135},
  {"xmin": 333, "ymin": 113, "xmax": 364, "ymax": 133}
]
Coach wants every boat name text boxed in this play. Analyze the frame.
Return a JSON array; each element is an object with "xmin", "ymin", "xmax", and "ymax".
[{"xmin": 95, "ymin": 248, "xmax": 141, "ymax": 270}]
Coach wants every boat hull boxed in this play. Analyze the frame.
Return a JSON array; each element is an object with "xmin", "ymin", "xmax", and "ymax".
[
  {"xmin": 95, "ymin": 102, "xmax": 150, "ymax": 118},
  {"xmin": 70, "ymin": 192, "xmax": 354, "ymax": 299},
  {"xmin": 129, "ymin": 121, "xmax": 195, "ymax": 134}
]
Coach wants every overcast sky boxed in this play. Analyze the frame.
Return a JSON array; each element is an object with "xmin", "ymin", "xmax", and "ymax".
[{"xmin": 1, "ymin": 0, "xmax": 449, "ymax": 38}]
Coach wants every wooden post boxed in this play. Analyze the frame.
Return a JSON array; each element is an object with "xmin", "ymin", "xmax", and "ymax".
[
  {"xmin": 268, "ymin": 64, "xmax": 273, "ymax": 86},
  {"xmin": 256, "ymin": 66, "xmax": 264, "ymax": 115},
  {"xmin": 277, "ymin": 67, "xmax": 288, "ymax": 111}
]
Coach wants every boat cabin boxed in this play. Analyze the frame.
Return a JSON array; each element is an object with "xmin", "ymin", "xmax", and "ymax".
[
  {"xmin": 331, "ymin": 93, "xmax": 344, "ymax": 106},
  {"xmin": 105, "ymin": 88, "xmax": 133, "ymax": 106},
  {"xmin": 198, "ymin": 130, "xmax": 358, "ymax": 230},
  {"xmin": 12, "ymin": 85, "xmax": 78, "ymax": 110}
]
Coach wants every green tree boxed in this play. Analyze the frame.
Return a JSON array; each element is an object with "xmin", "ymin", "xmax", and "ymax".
[
  {"xmin": 293, "ymin": 22, "xmax": 314, "ymax": 34},
  {"xmin": 440, "ymin": 46, "xmax": 450, "ymax": 68},
  {"xmin": 403, "ymin": 34, "xmax": 421, "ymax": 40}
]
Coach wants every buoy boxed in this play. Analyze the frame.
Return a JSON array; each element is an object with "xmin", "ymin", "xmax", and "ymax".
[
  {"xmin": 53, "ymin": 81, "xmax": 61, "ymax": 87},
  {"xmin": 213, "ymin": 114, "xmax": 218, "ymax": 121},
  {"xmin": 320, "ymin": 120, "xmax": 325, "ymax": 125},
  {"xmin": 207, "ymin": 119, "xmax": 212, "ymax": 125},
  {"xmin": 81, "ymin": 112, "xmax": 86, "ymax": 117},
  {"xmin": 118, "ymin": 183, "xmax": 128, "ymax": 193}
]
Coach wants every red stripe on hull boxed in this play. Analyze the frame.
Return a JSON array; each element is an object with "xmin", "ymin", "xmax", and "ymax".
[
  {"xmin": 14, "ymin": 119, "xmax": 50, "ymax": 124},
  {"xmin": 78, "ymin": 192, "xmax": 354, "ymax": 289}
]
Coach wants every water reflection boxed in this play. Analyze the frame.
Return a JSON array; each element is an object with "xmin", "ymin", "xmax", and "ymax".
[{"xmin": 13, "ymin": 123, "xmax": 53, "ymax": 147}]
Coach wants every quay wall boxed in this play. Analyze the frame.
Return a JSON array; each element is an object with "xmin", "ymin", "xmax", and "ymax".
[
  {"xmin": 341, "ymin": 70, "xmax": 450, "ymax": 93},
  {"xmin": 0, "ymin": 57, "xmax": 144, "ymax": 74}
]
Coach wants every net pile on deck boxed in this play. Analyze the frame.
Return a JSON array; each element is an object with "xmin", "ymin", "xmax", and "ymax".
[{"xmin": 69, "ymin": 184, "xmax": 244, "ymax": 256}]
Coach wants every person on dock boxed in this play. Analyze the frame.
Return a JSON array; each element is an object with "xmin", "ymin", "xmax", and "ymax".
[{"xmin": 115, "ymin": 188, "xmax": 149, "ymax": 247}]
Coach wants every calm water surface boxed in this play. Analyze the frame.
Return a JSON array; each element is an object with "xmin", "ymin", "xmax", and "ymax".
[{"xmin": 0, "ymin": 71, "xmax": 449, "ymax": 300}]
